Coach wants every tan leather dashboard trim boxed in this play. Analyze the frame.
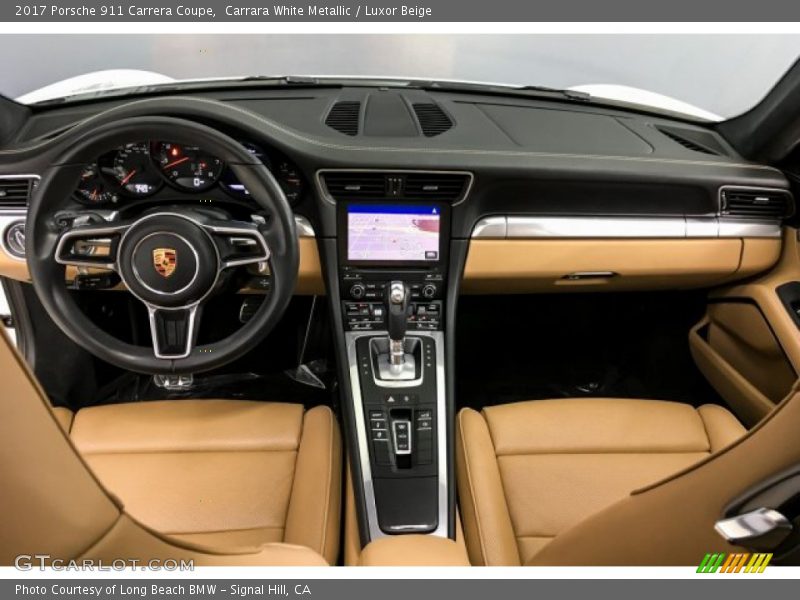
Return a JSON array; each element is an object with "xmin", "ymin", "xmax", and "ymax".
[{"xmin": 462, "ymin": 238, "xmax": 781, "ymax": 293}]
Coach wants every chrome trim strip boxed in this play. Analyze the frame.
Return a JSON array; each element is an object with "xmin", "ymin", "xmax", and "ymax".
[
  {"xmin": 471, "ymin": 216, "xmax": 782, "ymax": 239},
  {"xmin": 294, "ymin": 215, "xmax": 316, "ymax": 238},
  {"xmin": 718, "ymin": 220, "xmax": 783, "ymax": 239},
  {"xmin": 346, "ymin": 330, "xmax": 448, "ymax": 541},
  {"xmin": 314, "ymin": 169, "xmax": 474, "ymax": 206},
  {"xmin": 470, "ymin": 215, "xmax": 506, "ymax": 238}
]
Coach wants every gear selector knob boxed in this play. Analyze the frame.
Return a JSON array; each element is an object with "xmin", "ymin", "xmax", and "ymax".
[{"xmin": 387, "ymin": 281, "xmax": 410, "ymax": 342}]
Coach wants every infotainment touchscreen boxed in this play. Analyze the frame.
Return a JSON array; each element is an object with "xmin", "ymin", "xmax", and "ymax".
[{"xmin": 347, "ymin": 204, "xmax": 440, "ymax": 262}]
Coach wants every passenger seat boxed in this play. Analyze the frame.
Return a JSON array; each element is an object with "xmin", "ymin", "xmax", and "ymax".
[{"xmin": 456, "ymin": 398, "xmax": 745, "ymax": 565}]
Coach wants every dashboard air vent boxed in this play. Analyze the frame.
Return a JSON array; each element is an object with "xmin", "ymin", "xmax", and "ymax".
[
  {"xmin": 322, "ymin": 172, "xmax": 387, "ymax": 200},
  {"xmin": 0, "ymin": 178, "xmax": 34, "ymax": 208},
  {"xmin": 657, "ymin": 126, "xmax": 721, "ymax": 156},
  {"xmin": 404, "ymin": 173, "xmax": 469, "ymax": 201},
  {"xmin": 325, "ymin": 101, "xmax": 361, "ymax": 136},
  {"xmin": 413, "ymin": 103, "xmax": 454, "ymax": 137},
  {"xmin": 721, "ymin": 188, "xmax": 793, "ymax": 218},
  {"xmin": 321, "ymin": 171, "xmax": 471, "ymax": 202}
]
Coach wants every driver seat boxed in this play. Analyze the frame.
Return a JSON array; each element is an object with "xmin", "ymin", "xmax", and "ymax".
[{"xmin": 0, "ymin": 328, "xmax": 342, "ymax": 566}]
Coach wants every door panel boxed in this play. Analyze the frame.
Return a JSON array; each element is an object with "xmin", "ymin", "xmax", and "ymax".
[{"xmin": 690, "ymin": 228, "xmax": 800, "ymax": 424}]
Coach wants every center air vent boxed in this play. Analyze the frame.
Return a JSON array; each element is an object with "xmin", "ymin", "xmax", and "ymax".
[
  {"xmin": 0, "ymin": 177, "xmax": 35, "ymax": 209},
  {"xmin": 322, "ymin": 172, "xmax": 387, "ymax": 199},
  {"xmin": 404, "ymin": 173, "xmax": 468, "ymax": 200},
  {"xmin": 321, "ymin": 171, "xmax": 471, "ymax": 202},
  {"xmin": 412, "ymin": 103, "xmax": 454, "ymax": 137},
  {"xmin": 325, "ymin": 101, "xmax": 361, "ymax": 136},
  {"xmin": 721, "ymin": 187, "xmax": 793, "ymax": 218}
]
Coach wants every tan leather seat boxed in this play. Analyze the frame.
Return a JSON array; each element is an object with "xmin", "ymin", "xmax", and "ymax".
[
  {"xmin": 52, "ymin": 399, "xmax": 341, "ymax": 563},
  {"xmin": 456, "ymin": 398, "xmax": 746, "ymax": 566},
  {"xmin": 0, "ymin": 325, "xmax": 343, "ymax": 566}
]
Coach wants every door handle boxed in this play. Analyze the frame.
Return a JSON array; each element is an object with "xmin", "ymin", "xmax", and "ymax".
[{"xmin": 715, "ymin": 507, "xmax": 793, "ymax": 550}]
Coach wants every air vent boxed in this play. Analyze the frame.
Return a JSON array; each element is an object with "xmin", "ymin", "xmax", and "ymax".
[
  {"xmin": 322, "ymin": 172, "xmax": 387, "ymax": 200},
  {"xmin": 404, "ymin": 173, "xmax": 469, "ymax": 201},
  {"xmin": 325, "ymin": 101, "xmax": 361, "ymax": 136},
  {"xmin": 413, "ymin": 103, "xmax": 454, "ymax": 137},
  {"xmin": 0, "ymin": 178, "xmax": 34, "ymax": 209},
  {"xmin": 656, "ymin": 127, "xmax": 721, "ymax": 156},
  {"xmin": 721, "ymin": 188, "xmax": 793, "ymax": 219},
  {"xmin": 321, "ymin": 171, "xmax": 471, "ymax": 202}
]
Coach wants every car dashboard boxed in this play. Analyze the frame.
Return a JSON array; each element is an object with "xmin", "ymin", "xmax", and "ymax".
[{"xmin": 0, "ymin": 83, "xmax": 795, "ymax": 551}]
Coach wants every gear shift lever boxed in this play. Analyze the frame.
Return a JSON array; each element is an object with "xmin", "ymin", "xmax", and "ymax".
[{"xmin": 387, "ymin": 281, "xmax": 410, "ymax": 372}]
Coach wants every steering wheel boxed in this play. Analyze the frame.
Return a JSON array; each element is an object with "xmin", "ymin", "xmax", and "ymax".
[{"xmin": 27, "ymin": 116, "xmax": 299, "ymax": 374}]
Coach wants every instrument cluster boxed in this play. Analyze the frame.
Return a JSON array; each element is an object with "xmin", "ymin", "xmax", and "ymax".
[{"xmin": 74, "ymin": 141, "xmax": 305, "ymax": 207}]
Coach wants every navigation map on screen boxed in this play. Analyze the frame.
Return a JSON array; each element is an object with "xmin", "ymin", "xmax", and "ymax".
[{"xmin": 347, "ymin": 205, "xmax": 440, "ymax": 262}]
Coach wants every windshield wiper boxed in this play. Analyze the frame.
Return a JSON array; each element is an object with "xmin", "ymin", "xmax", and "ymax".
[{"xmin": 406, "ymin": 79, "xmax": 592, "ymax": 102}]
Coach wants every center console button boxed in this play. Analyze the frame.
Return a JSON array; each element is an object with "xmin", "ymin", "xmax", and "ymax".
[{"xmin": 350, "ymin": 283, "xmax": 366, "ymax": 299}]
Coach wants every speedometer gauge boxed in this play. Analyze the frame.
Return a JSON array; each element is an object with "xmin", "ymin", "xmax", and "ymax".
[
  {"xmin": 102, "ymin": 143, "xmax": 162, "ymax": 197},
  {"xmin": 152, "ymin": 142, "xmax": 223, "ymax": 191}
]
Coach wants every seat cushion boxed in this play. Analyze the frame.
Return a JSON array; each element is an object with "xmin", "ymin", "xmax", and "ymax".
[
  {"xmin": 456, "ymin": 398, "xmax": 746, "ymax": 566},
  {"xmin": 66, "ymin": 399, "xmax": 341, "ymax": 563}
]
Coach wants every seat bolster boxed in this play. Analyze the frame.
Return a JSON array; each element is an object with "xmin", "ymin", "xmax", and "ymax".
[
  {"xmin": 456, "ymin": 408, "xmax": 520, "ymax": 566},
  {"xmin": 697, "ymin": 404, "xmax": 747, "ymax": 452},
  {"xmin": 51, "ymin": 407, "xmax": 74, "ymax": 433},
  {"xmin": 283, "ymin": 406, "xmax": 342, "ymax": 565}
]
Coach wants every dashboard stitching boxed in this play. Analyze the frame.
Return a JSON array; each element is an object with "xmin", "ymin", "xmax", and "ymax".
[{"xmin": 0, "ymin": 96, "xmax": 783, "ymax": 174}]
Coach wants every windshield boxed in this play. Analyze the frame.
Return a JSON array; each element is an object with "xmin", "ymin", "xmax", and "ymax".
[{"xmin": 3, "ymin": 34, "xmax": 799, "ymax": 121}]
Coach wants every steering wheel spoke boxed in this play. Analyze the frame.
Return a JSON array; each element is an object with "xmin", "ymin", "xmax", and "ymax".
[
  {"xmin": 147, "ymin": 304, "xmax": 200, "ymax": 360},
  {"xmin": 204, "ymin": 220, "xmax": 271, "ymax": 269},
  {"xmin": 54, "ymin": 221, "xmax": 130, "ymax": 270}
]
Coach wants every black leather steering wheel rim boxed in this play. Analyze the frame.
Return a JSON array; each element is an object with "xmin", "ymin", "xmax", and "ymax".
[{"xmin": 27, "ymin": 113, "xmax": 299, "ymax": 374}]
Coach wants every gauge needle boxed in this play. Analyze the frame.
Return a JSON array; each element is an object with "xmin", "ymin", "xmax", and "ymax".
[
  {"xmin": 120, "ymin": 169, "xmax": 137, "ymax": 186},
  {"xmin": 163, "ymin": 156, "xmax": 190, "ymax": 170}
]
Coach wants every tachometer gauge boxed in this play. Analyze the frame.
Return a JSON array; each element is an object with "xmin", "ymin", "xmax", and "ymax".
[
  {"xmin": 152, "ymin": 142, "xmax": 223, "ymax": 191},
  {"xmin": 74, "ymin": 164, "xmax": 119, "ymax": 206},
  {"xmin": 103, "ymin": 143, "xmax": 162, "ymax": 197}
]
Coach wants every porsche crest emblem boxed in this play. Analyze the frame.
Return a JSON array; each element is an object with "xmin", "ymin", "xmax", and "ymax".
[{"xmin": 152, "ymin": 248, "xmax": 177, "ymax": 278}]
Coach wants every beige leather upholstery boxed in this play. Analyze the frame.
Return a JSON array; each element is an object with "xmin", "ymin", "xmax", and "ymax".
[
  {"xmin": 0, "ymin": 325, "xmax": 338, "ymax": 566},
  {"xmin": 457, "ymin": 398, "xmax": 746, "ymax": 566},
  {"xmin": 57, "ymin": 399, "xmax": 341, "ymax": 563},
  {"xmin": 359, "ymin": 535, "xmax": 470, "ymax": 566}
]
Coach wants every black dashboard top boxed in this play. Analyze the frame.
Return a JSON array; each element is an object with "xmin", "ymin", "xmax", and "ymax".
[{"xmin": 0, "ymin": 86, "xmax": 790, "ymax": 239}]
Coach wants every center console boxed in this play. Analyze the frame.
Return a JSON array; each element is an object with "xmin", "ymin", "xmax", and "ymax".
[{"xmin": 337, "ymin": 201, "xmax": 450, "ymax": 539}]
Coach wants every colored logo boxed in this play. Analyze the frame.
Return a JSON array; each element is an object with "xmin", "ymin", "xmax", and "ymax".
[
  {"xmin": 152, "ymin": 248, "xmax": 177, "ymax": 278},
  {"xmin": 697, "ymin": 552, "xmax": 772, "ymax": 573}
]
